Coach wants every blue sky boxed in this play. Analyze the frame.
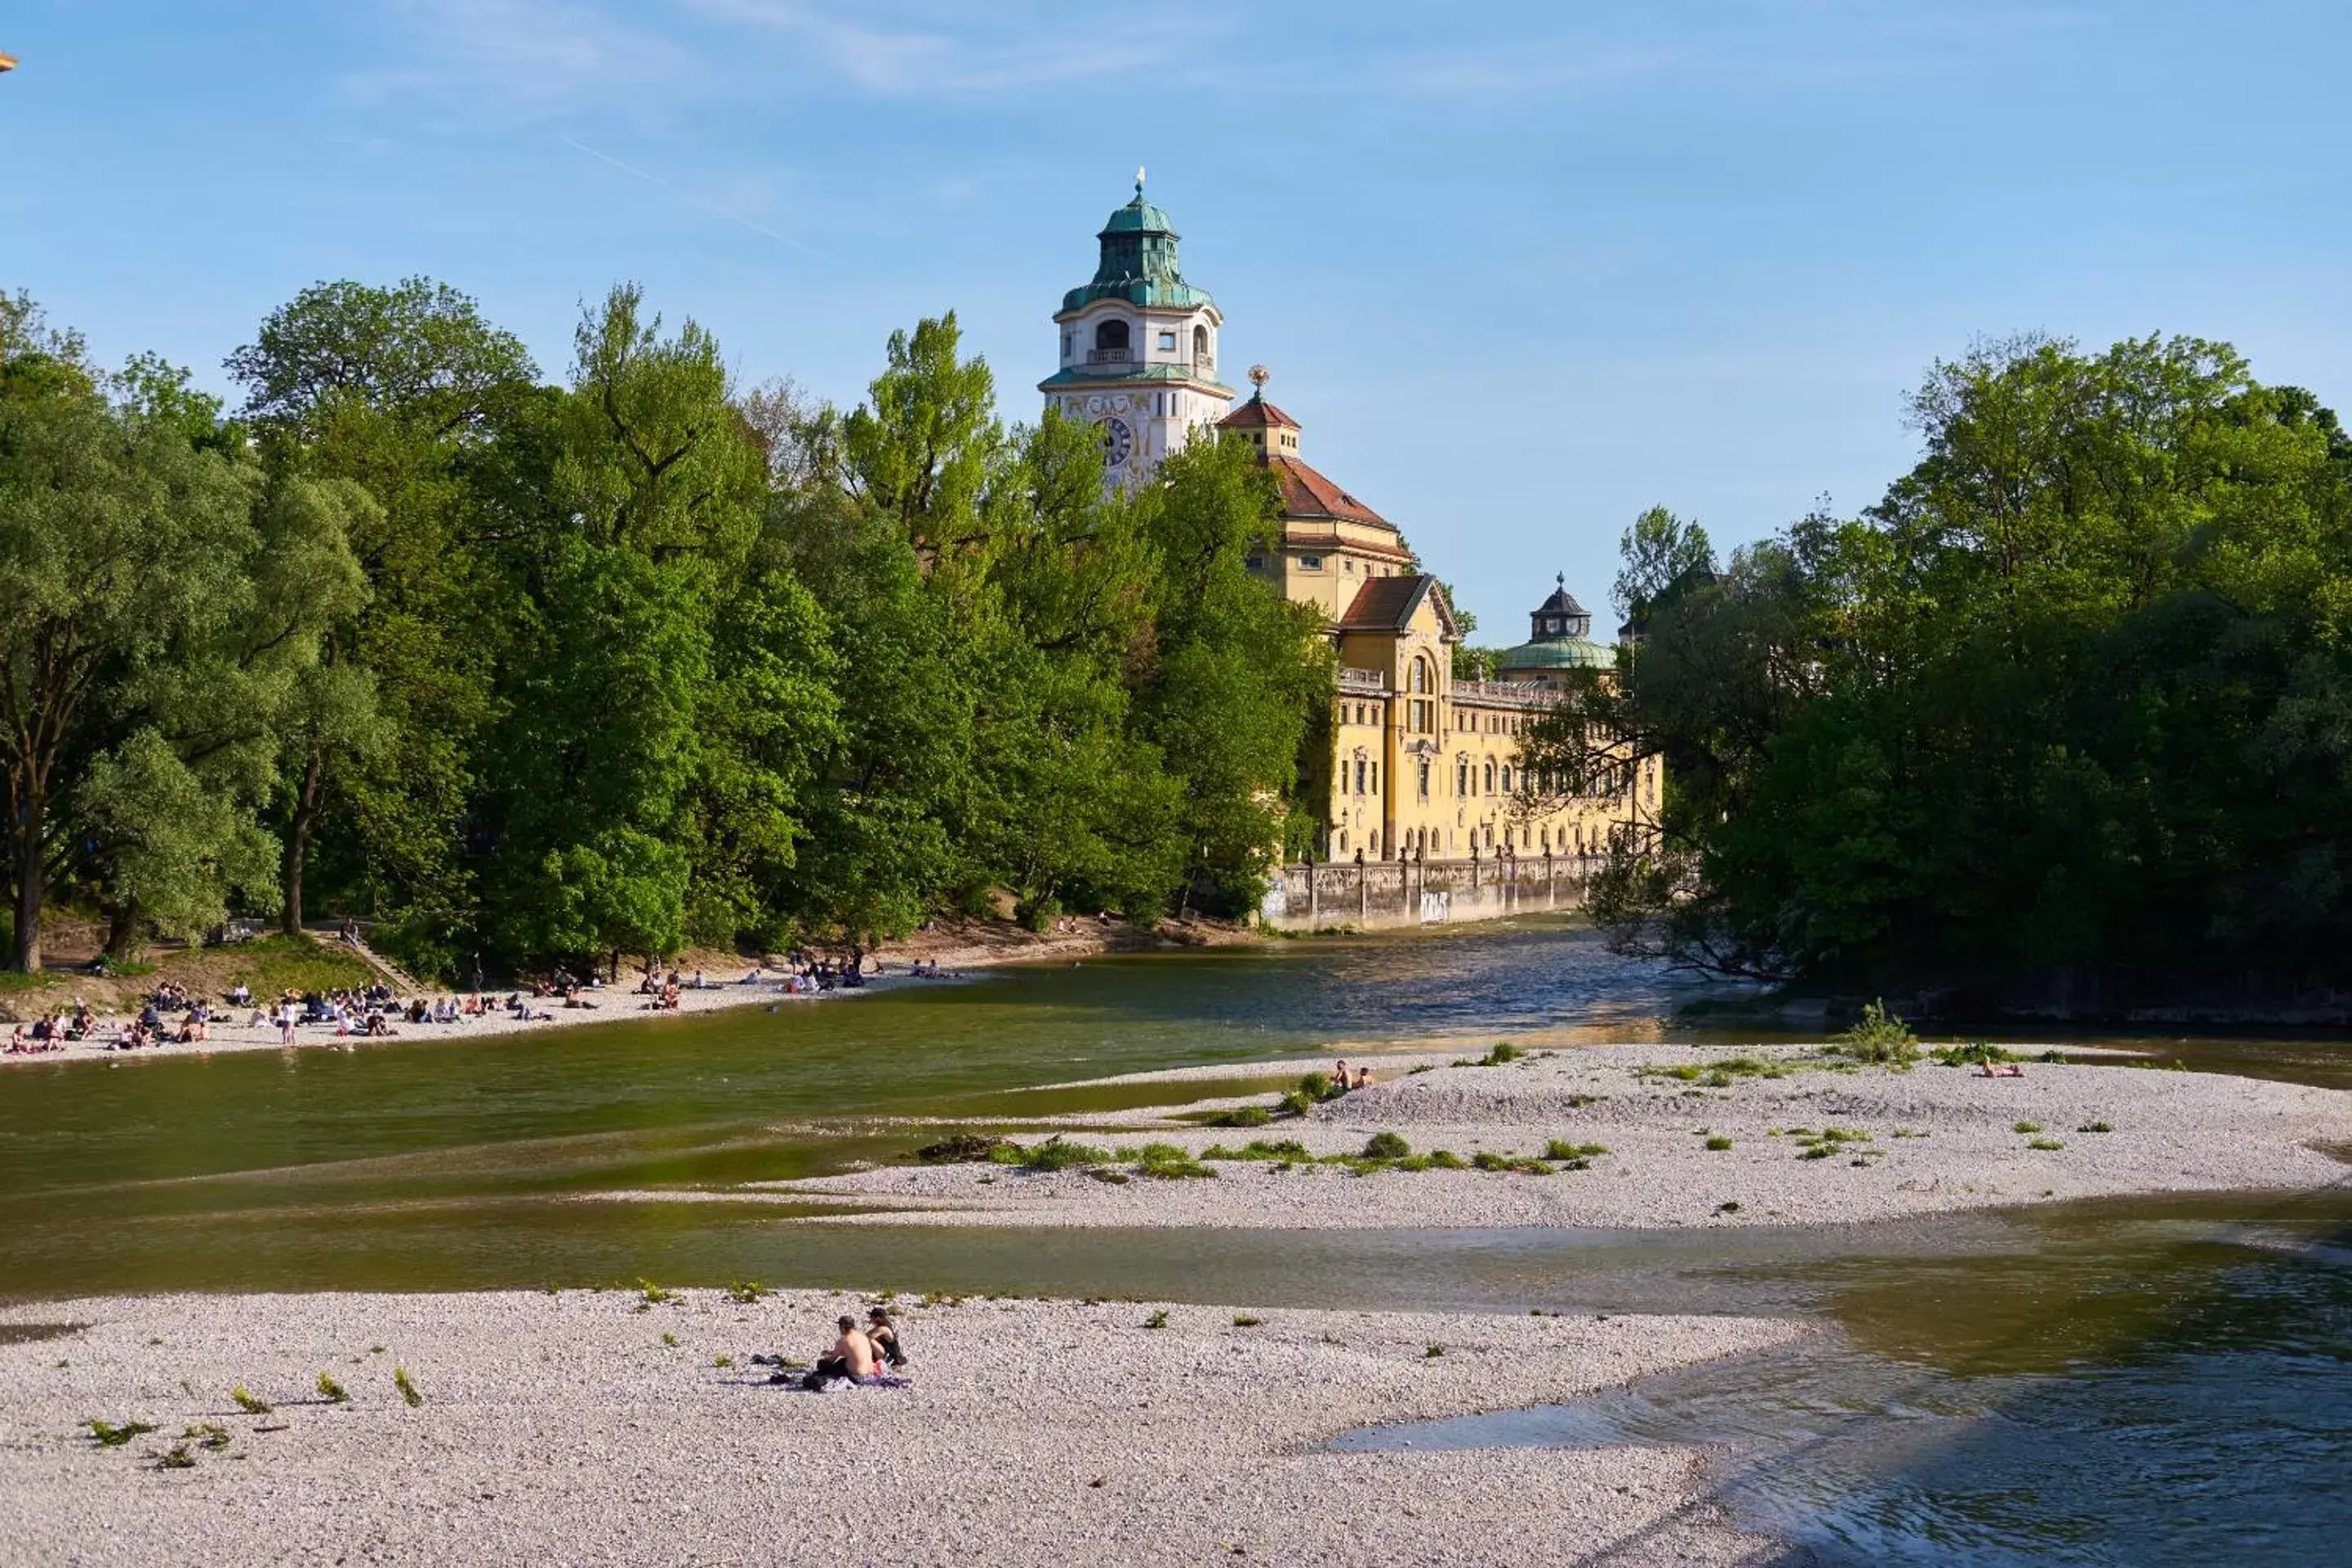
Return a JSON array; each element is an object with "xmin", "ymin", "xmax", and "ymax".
[{"xmin": 5, "ymin": 2, "xmax": 2348, "ymax": 635}]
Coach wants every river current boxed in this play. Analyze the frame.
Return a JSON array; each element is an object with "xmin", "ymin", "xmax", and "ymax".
[{"xmin": 2, "ymin": 916, "xmax": 2347, "ymax": 1562}]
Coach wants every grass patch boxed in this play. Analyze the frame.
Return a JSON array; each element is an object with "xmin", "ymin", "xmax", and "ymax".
[
  {"xmin": 2027, "ymin": 1137, "xmax": 2066, "ymax": 1151},
  {"xmin": 86, "ymin": 1418, "xmax": 157, "ymax": 1448},
  {"xmin": 315, "ymin": 1372, "xmax": 350, "ymax": 1404},
  {"xmin": 2012, "ymin": 1121, "xmax": 2043, "ymax": 1135},
  {"xmin": 1930, "ymin": 1042, "xmax": 2029, "ymax": 1067},
  {"xmin": 1202, "ymin": 1138, "xmax": 1313, "ymax": 1163},
  {"xmin": 2078, "ymin": 1120, "xmax": 2114, "ymax": 1134},
  {"xmin": 230, "ymin": 1387, "xmax": 271, "ymax": 1415},
  {"xmin": 1363, "ymin": 1131, "xmax": 1410, "ymax": 1160},
  {"xmin": 987, "ymin": 1137, "xmax": 1114, "ymax": 1172},
  {"xmin": 155, "ymin": 1443, "xmax": 197, "ymax": 1470},
  {"xmin": 660, "ymin": 1332, "xmax": 678, "ymax": 1348},
  {"xmin": 1704, "ymin": 1135, "xmax": 1733, "ymax": 1152},
  {"xmin": 637, "ymin": 1278, "xmax": 677, "ymax": 1306},
  {"xmin": 1543, "ymin": 1139, "xmax": 1609, "ymax": 1163},
  {"xmin": 393, "ymin": 1366, "xmax": 425, "ymax": 1408},
  {"xmin": 1232, "ymin": 1315, "xmax": 1263, "ymax": 1328},
  {"xmin": 1452, "ymin": 1043, "xmax": 1525, "ymax": 1067},
  {"xmin": 1715, "ymin": 1200, "xmax": 1742, "ymax": 1214},
  {"xmin": 1144, "ymin": 1309, "xmax": 1169, "ymax": 1330},
  {"xmin": 182, "ymin": 1422, "xmax": 231, "ymax": 1450},
  {"xmin": 724, "ymin": 1280, "xmax": 769, "ymax": 1305},
  {"xmin": 1423, "ymin": 1344, "xmax": 1445, "ymax": 1359},
  {"xmin": 1793, "ymin": 1126, "xmax": 1872, "ymax": 1160},
  {"xmin": 1133, "ymin": 1143, "xmax": 1216, "ymax": 1180},
  {"xmin": 1204, "ymin": 1106, "xmax": 1273, "ymax": 1129},
  {"xmin": 915, "ymin": 1134, "xmax": 1013, "ymax": 1164}
]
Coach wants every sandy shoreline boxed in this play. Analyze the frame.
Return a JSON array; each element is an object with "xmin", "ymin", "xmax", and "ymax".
[
  {"xmin": 750, "ymin": 1045, "xmax": 2352, "ymax": 1230},
  {"xmin": 0, "ymin": 1289, "xmax": 1802, "ymax": 1566}
]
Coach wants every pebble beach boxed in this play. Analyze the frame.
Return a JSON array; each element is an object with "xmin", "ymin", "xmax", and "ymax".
[
  {"xmin": 0, "ymin": 1289, "xmax": 1801, "ymax": 1567},
  {"xmin": 755, "ymin": 1045, "xmax": 2352, "ymax": 1230}
]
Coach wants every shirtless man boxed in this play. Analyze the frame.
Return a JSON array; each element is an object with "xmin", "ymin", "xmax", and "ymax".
[{"xmin": 804, "ymin": 1316, "xmax": 877, "ymax": 1388}]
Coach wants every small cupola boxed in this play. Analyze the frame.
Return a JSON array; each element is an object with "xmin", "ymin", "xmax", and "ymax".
[
  {"xmin": 1218, "ymin": 366, "xmax": 1301, "ymax": 456},
  {"xmin": 1529, "ymin": 575, "xmax": 1591, "ymax": 641}
]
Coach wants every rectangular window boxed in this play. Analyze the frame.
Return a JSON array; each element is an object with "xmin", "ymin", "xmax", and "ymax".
[
  {"xmin": 1298, "ymin": 555, "xmax": 1324, "ymax": 571},
  {"xmin": 1370, "ymin": 762, "xmax": 1378, "ymax": 794},
  {"xmin": 1157, "ymin": 330, "xmax": 1177, "ymax": 352},
  {"xmin": 1418, "ymin": 760, "xmax": 1431, "ymax": 800},
  {"xmin": 1354, "ymin": 759, "xmax": 1367, "ymax": 794}
]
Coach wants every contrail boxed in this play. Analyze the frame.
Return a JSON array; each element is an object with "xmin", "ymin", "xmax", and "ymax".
[{"xmin": 564, "ymin": 137, "xmax": 826, "ymax": 259}]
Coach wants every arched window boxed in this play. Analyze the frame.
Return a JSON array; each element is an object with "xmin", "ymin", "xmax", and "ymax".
[
  {"xmin": 1335, "ymin": 831, "xmax": 1347, "ymax": 855},
  {"xmin": 1417, "ymin": 759, "xmax": 1431, "ymax": 799},
  {"xmin": 1094, "ymin": 318, "xmax": 1129, "ymax": 355},
  {"xmin": 1483, "ymin": 760, "xmax": 1496, "ymax": 793},
  {"xmin": 1408, "ymin": 659, "xmax": 1431, "ymax": 693},
  {"xmin": 1501, "ymin": 764, "xmax": 1514, "ymax": 793},
  {"xmin": 1456, "ymin": 758, "xmax": 1469, "ymax": 795},
  {"xmin": 1193, "ymin": 323, "xmax": 1209, "ymax": 364},
  {"xmin": 1369, "ymin": 831, "xmax": 1379, "ymax": 857}
]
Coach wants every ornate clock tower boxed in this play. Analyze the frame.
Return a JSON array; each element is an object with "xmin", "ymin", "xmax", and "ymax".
[{"xmin": 1038, "ymin": 172, "xmax": 1235, "ymax": 488}]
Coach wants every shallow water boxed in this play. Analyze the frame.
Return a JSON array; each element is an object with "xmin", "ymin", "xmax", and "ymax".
[{"xmin": 5, "ymin": 918, "xmax": 2351, "ymax": 1562}]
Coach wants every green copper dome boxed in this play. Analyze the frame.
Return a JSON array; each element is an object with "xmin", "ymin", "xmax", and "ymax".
[
  {"xmin": 1497, "ymin": 637, "xmax": 1614, "ymax": 674},
  {"xmin": 1061, "ymin": 179, "xmax": 1215, "ymax": 314}
]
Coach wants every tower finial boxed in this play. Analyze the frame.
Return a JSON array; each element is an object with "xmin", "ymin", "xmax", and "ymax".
[
  {"xmin": 1135, "ymin": 164, "xmax": 1146, "ymax": 196},
  {"xmin": 1557, "ymin": 571, "xmax": 1565, "ymax": 586},
  {"xmin": 1249, "ymin": 363, "xmax": 1270, "ymax": 394}
]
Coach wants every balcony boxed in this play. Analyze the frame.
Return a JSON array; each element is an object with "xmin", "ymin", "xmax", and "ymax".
[{"xmin": 1336, "ymin": 667, "xmax": 1389, "ymax": 693}]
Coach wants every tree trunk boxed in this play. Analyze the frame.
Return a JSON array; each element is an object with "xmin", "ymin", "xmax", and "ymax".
[
  {"xmin": 12, "ymin": 784, "xmax": 43, "ymax": 973},
  {"xmin": 104, "ymin": 901, "xmax": 139, "ymax": 960},
  {"xmin": 281, "ymin": 751, "xmax": 323, "ymax": 937}
]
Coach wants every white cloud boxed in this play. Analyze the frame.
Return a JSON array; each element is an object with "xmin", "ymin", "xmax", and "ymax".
[
  {"xmin": 349, "ymin": 0, "xmax": 697, "ymax": 107},
  {"xmin": 681, "ymin": 0, "xmax": 1207, "ymax": 94}
]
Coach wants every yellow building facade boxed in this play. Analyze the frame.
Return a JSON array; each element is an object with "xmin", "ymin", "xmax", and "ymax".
[{"xmin": 1042, "ymin": 182, "xmax": 1659, "ymax": 868}]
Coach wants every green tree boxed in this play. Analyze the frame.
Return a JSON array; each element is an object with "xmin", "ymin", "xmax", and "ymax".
[{"xmin": 0, "ymin": 296, "xmax": 264, "ymax": 970}]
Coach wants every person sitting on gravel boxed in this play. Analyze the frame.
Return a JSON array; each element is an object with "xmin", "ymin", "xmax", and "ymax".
[
  {"xmin": 1976, "ymin": 1059, "xmax": 2025, "ymax": 1078},
  {"xmin": 801, "ymin": 1316, "xmax": 878, "ymax": 1389},
  {"xmin": 865, "ymin": 1307, "xmax": 907, "ymax": 1370}
]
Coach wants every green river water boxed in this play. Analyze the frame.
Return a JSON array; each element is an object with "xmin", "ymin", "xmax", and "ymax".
[{"xmin": 3, "ymin": 918, "xmax": 2348, "ymax": 1563}]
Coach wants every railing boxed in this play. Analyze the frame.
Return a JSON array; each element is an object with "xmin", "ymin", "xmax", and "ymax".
[
  {"xmin": 1086, "ymin": 348, "xmax": 1135, "ymax": 365},
  {"xmin": 1336, "ymin": 667, "xmax": 1388, "ymax": 693},
  {"xmin": 1451, "ymin": 679, "xmax": 1561, "ymax": 708},
  {"xmin": 1079, "ymin": 350, "xmax": 1218, "ymax": 372}
]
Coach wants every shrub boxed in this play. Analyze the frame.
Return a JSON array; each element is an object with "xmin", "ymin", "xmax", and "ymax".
[
  {"xmin": 1205, "ymin": 1138, "xmax": 1312, "ymax": 1162},
  {"xmin": 2013, "ymin": 1121, "xmax": 2043, "ymax": 1134},
  {"xmin": 1277, "ymin": 1091, "xmax": 1316, "ymax": 1117},
  {"xmin": 1017, "ymin": 1137, "xmax": 1113, "ymax": 1171},
  {"xmin": 1930, "ymin": 1042, "xmax": 2026, "ymax": 1067},
  {"xmin": 713, "ymin": 1354, "xmax": 733, "ymax": 1369},
  {"xmin": 637, "ymin": 1279, "xmax": 676, "ymax": 1305},
  {"xmin": 1715, "ymin": 1200, "xmax": 1742, "ymax": 1214},
  {"xmin": 1134, "ymin": 1143, "xmax": 1216, "ymax": 1180},
  {"xmin": 660, "ymin": 1333, "xmax": 678, "ymax": 1347},
  {"xmin": 1424, "ymin": 1344, "xmax": 1446, "ymax": 1358},
  {"xmin": 393, "ymin": 1366, "xmax": 425, "ymax": 1408},
  {"xmin": 2027, "ymin": 1138, "xmax": 2066, "ymax": 1151},
  {"xmin": 156, "ymin": 1443, "xmax": 197, "ymax": 1469},
  {"xmin": 1704, "ymin": 1135, "xmax": 1733, "ymax": 1152},
  {"xmin": 315, "ymin": 1372, "xmax": 350, "ymax": 1404},
  {"xmin": 2078, "ymin": 1120, "xmax": 2113, "ymax": 1134},
  {"xmin": 87, "ymin": 1419, "xmax": 158, "ymax": 1448},
  {"xmin": 1471, "ymin": 1151, "xmax": 1512, "ymax": 1172},
  {"xmin": 1298, "ymin": 1072, "xmax": 1334, "ymax": 1101},
  {"xmin": 230, "ymin": 1387, "xmax": 271, "ymax": 1415},
  {"xmin": 1425, "ymin": 1149, "xmax": 1468, "ymax": 1169},
  {"xmin": 724, "ymin": 1281, "xmax": 769, "ymax": 1305},
  {"xmin": 1362, "ymin": 1132, "xmax": 1410, "ymax": 1160},
  {"xmin": 1205, "ymin": 1106, "xmax": 1273, "ymax": 1129},
  {"xmin": 1544, "ymin": 1140, "xmax": 1609, "ymax": 1162},
  {"xmin": 1835, "ymin": 1000, "xmax": 1920, "ymax": 1067},
  {"xmin": 915, "ymin": 1134, "xmax": 1012, "ymax": 1164},
  {"xmin": 1232, "ymin": 1314, "xmax": 1263, "ymax": 1328},
  {"xmin": 1144, "ymin": 1309, "xmax": 1169, "ymax": 1330}
]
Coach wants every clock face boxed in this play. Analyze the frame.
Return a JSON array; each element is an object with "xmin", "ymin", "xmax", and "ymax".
[{"xmin": 1099, "ymin": 415, "xmax": 1134, "ymax": 469}]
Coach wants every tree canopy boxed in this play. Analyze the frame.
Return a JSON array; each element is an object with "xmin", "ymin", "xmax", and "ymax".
[
  {"xmin": 1528, "ymin": 334, "xmax": 2352, "ymax": 1004},
  {"xmin": 0, "ymin": 282, "xmax": 1328, "ymax": 976}
]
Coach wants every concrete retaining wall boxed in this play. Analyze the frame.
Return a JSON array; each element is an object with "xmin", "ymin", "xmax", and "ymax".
[{"xmin": 1258, "ymin": 855, "xmax": 1603, "ymax": 933}]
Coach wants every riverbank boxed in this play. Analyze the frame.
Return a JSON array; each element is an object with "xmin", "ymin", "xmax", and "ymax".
[
  {"xmin": 754, "ymin": 1044, "xmax": 2352, "ymax": 1230},
  {"xmin": 0, "ymin": 912, "xmax": 1258, "ymax": 1069},
  {"xmin": 0, "ymin": 1289, "xmax": 1800, "ymax": 1566}
]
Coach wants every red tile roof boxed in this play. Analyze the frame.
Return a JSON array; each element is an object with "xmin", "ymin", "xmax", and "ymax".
[
  {"xmin": 1337, "ymin": 574, "xmax": 1459, "ymax": 639},
  {"xmin": 1267, "ymin": 455, "xmax": 1388, "ymax": 527},
  {"xmin": 1218, "ymin": 395, "xmax": 1299, "ymax": 430}
]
